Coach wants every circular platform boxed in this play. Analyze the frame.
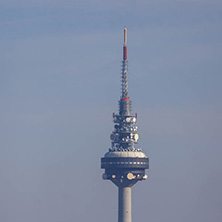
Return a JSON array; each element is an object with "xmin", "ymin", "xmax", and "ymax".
[{"xmin": 104, "ymin": 151, "xmax": 147, "ymax": 158}]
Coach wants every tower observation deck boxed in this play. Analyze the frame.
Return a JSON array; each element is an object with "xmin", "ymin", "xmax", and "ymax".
[{"xmin": 101, "ymin": 28, "xmax": 149, "ymax": 222}]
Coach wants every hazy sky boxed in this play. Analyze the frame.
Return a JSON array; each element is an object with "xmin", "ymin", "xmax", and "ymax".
[{"xmin": 1, "ymin": 1, "xmax": 222, "ymax": 222}]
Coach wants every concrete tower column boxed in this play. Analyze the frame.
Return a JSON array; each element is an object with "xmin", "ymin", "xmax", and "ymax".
[{"xmin": 118, "ymin": 186, "xmax": 132, "ymax": 222}]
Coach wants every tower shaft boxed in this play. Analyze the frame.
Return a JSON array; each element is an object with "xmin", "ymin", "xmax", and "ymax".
[{"xmin": 118, "ymin": 186, "xmax": 132, "ymax": 222}]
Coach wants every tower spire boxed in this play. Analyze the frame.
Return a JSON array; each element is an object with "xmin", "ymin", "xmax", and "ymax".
[
  {"xmin": 123, "ymin": 27, "xmax": 127, "ymax": 59},
  {"xmin": 120, "ymin": 27, "xmax": 130, "ymax": 115},
  {"xmin": 124, "ymin": 27, "xmax": 127, "ymax": 44},
  {"xmin": 121, "ymin": 27, "xmax": 129, "ymax": 99}
]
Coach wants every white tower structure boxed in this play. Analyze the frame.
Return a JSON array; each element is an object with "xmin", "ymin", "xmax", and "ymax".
[{"xmin": 101, "ymin": 28, "xmax": 149, "ymax": 222}]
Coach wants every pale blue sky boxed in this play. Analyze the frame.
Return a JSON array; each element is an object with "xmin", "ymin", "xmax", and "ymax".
[{"xmin": 0, "ymin": 1, "xmax": 222, "ymax": 222}]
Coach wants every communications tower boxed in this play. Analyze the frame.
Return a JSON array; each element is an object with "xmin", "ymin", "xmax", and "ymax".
[{"xmin": 101, "ymin": 28, "xmax": 149, "ymax": 222}]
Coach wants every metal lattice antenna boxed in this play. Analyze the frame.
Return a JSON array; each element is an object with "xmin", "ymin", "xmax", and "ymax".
[
  {"xmin": 121, "ymin": 27, "xmax": 128, "ymax": 99},
  {"xmin": 119, "ymin": 27, "xmax": 130, "ymax": 116}
]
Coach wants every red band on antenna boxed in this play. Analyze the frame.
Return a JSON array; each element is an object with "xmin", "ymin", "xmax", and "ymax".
[
  {"xmin": 123, "ymin": 46, "xmax": 127, "ymax": 60},
  {"xmin": 122, "ymin": 98, "xmax": 130, "ymax": 101}
]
